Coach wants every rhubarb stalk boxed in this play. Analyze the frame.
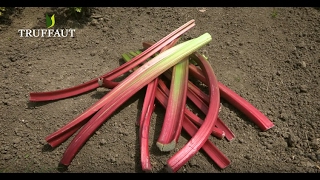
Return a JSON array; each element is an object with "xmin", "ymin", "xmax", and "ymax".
[
  {"xmin": 156, "ymin": 58, "xmax": 189, "ymax": 152},
  {"xmin": 187, "ymin": 59, "xmax": 274, "ymax": 131}
]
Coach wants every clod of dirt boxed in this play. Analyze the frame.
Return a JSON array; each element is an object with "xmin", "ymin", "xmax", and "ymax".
[{"xmin": 90, "ymin": 19, "xmax": 99, "ymax": 26}]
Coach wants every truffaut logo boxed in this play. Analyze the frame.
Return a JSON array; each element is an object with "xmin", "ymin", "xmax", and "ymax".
[
  {"xmin": 46, "ymin": 14, "xmax": 55, "ymax": 28},
  {"xmin": 18, "ymin": 14, "xmax": 75, "ymax": 38}
]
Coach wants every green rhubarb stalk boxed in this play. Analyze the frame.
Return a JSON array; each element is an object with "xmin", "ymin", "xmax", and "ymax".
[
  {"xmin": 59, "ymin": 33, "xmax": 212, "ymax": 167},
  {"xmin": 156, "ymin": 58, "xmax": 189, "ymax": 152},
  {"xmin": 157, "ymin": 79, "xmax": 225, "ymax": 140}
]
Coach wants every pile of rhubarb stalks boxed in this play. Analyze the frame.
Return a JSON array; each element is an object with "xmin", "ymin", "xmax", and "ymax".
[{"xmin": 29, "ymin": 20, "xmax": 274, "ymax": 173}]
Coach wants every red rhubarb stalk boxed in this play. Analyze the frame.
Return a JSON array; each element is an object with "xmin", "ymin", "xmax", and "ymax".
[
  {"xmin": 154, "ymin": 82, "xmax": 230, "ymax": 169},
  {"xmin": 136, "ymin": 38, "xmax": 180, "ymax": 172},
  {"xmin": 58, "ymin": 33, "xmax": 213, "ymax": 167},
  {"xmin": 218, "ymin": 82, "xmax": 274, "ymax": 131},
  {"xmin": 139, "ymin": 103, "xmax": 155, "ymax": 172},
  {"xmin": 183, "ymin": 81, "xmax": 235, "ymax": 141},
  {"xmin": 29, "ymin": 20, "xmax": 195, "ymax": 102},
  {"xmin": 188, "ymin": 60, "xmax": 274, "ymax": 131},
  {"xmin": 166, "ymin": 51, "xmax": 220, "ymax": 173}
]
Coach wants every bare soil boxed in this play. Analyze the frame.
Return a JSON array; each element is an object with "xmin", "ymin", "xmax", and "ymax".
[{"xmin": 0, "ymin": 7, "xmax": 319, "ymax": 173}]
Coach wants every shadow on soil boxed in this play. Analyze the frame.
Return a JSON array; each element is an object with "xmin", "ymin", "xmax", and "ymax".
[{"xmin": 0, "ymin": 7, "xmax": 24, "ymax": 26}]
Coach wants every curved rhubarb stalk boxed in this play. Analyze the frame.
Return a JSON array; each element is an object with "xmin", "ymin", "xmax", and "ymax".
[
  {"xmin": 137, "ymin": 38, "xmax": 180, "ymax": 171},
  {"xmin": 184, "ymin": 110, "xmax": 225, "ymax": 139},
  {"xmin": 140, "ymin": 103, "xmax": 155, "ymax": 172},
  {"xmin": 166, "ymin": 52, "xmax": 220, "ymax": 173},
  {"xmin": 29, "ymin": 20, "xmax": 195, "ymax": 102},
  {"xmin": 58, "ymin": 33, "xmax": 213, "ymax": 167},
  {"xmin": 183, "ymin": 81, "xmax": 235, "ymax": 141},
  {"xmin": 188, "ymin": 62, "xmax": 274, "ymax": 131},
  {"xmin": 181, "ymin": 116, "xmax": 231, "ymax": 169},
  {"xmin": 155, "ymin": 80, "xmax": 230, "ymax": 169}
]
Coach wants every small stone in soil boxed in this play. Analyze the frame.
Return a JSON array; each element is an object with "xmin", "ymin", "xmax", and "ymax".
[
  {"xmin": 266, "ymin": 144, "xmax": 273, "ymax": 150},
  {"xmin": 12, "ymin": 138, "xmax": 21, "ymax": 144},
  {"xmin": 3, "ymin": 154, "xmax": 12, "ymax": 160},
  {"xmin": 279, "ymin": 112, "xmax": 289, "ymax": 121},
  {"xmin": 91, "ymin": 19, "xmax": 99, "ymax": 26},
  {"xmin": 100, "ymin": 139, "xmax": 107, "ymax": 145},
  {"xmin": 244, "ymin": 154, "xmax": 251, "ymax": 160},
  {"xmin": 90, "ymin": 50, "xmax": 97, "ymax": 56},
  {"xmin": 299, "ymin": 85, "xmax": 308, "ymax": 93}
]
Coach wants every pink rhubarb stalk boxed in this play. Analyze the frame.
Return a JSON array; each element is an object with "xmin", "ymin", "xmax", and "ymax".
[{"xmin": 156, "ymin": 58, "xmax": 189, "ymax": 152}]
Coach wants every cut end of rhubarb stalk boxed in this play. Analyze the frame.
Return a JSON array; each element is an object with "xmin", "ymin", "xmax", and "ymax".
[
  {"xmin": 57, "ymin": 163, "xmax": 68, "ymax": 172},
  {"xmin": 164, "ymin": 165, "xmax": 174, "ymax": 173},
  {"xmin": 156, "ymin": 140, "xmax": 176, "ymax": 152},
  {"xmin": 262, "ymin": 123, "xmax": 275, "ymax": 132}
]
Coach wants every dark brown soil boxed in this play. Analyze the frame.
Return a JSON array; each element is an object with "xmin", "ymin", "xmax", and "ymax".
[{"xmin": 0, "ymin": 7, "xmax": 319, "ymax": 173}]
